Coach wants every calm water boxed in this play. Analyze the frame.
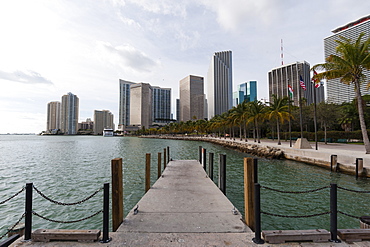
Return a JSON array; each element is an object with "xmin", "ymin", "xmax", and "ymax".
[{"xmin": 0, "ymin": 135, "xmax": 370, "ymax": 236}]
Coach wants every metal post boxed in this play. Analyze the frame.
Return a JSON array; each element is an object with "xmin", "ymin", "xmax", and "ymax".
[
  {"xmin": 145, "ymin": 153, "xmax": 151, "ymax": 193},
  {"xmin": 331, "ymin": 155, "xmax": 337, "ymax": 172},
  {"xmin": 199, "ymin": 146, "xmax": 202, "ymax": 164},
  {"xmin": 313, "ymin": 79, "xmax": 318, "ymax": 150},
  {"xmin": 163, "ymin": 148, "xmax": 167, "ymax": 170},
  {"xmin": 24, "ymin": 183, "xmax": 33, "ymax": 240},
  {"xmin": 203, "ymin": 148, "xmax": 207, "ymax": 171},
  {"xmin": 356, "ymin": 158, "xmax": 363, "ymax": 180},
  {"xmin": 219, "ymin": 154, "xmax": 226, "ymax": 194},
  {"xmin": 157, "ymin": 152, "xmax": 162, "ymax": 179},
  {"xmin": 329, "ymin": 183, "xmax": 340, "ymax": 243},
  {"xmin": 101, "ymin": 183, "xmax": 111, "ymax": 243},
  {"xmin": 252, "ymin": 183, "xmax": 264, "ymax": 244},
  {"xmin": 209, "ymin": 153, "xmax": 214, "ymax": 181},
  {"xmin": 253, "ymin": 158, "xmax": 258, "ymax": 183},
  {"xmin": 167, "ymin": 146, "xmax": 170, "ymax": 163}
]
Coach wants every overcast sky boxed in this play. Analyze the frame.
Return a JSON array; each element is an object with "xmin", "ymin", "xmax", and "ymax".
[{"xmin": 0, "ymin": 0, "xmax": 369, "ymax": 134}]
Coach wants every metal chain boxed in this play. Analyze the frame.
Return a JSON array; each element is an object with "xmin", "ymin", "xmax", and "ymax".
[
  {"xmin": 338, "ymin": 186, "xmax": 370, "ymax": 194},
  {"xmin": 0, "ymin": 212, "xmax": 25, "ymax": 240},
  {"xmin": 261, "ymin": 211, "xmax": 330, "ymax": 218},
  {"xmin": 0, "ymin": 187, "xmax": 25, "ymax": 205},
  {"xmin": 32, "ymin": 210, "xmax": 103, "ymax": 224},
  {"xmin": 261, "ymin": 185, "xmax": 330, "ymax": 194},
  {"xmin": 338, "ymin": 210, "xmax": 361, "ymax": 219},
  {"xmin": 33, "ymin": 185, "xmax": 103, "ymax": 206}
]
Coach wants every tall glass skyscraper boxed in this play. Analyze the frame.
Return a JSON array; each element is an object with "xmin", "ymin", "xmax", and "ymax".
[
  {"xmin": 207, "ymin": 51, "xmax": 233, "ymax": 119},
  {"xmin": 152, "ymin": 86, "xmax": 171, "ymax": 123},
  {"xmin": 60, "ymin": 92, "xmax": 79, "ymax": 135},
  {"xmin": 235, "ymin": 81, "xmax": 257, "ymax": 105},
  {"xmin": 119, "ymin": 79, "xmax": 135, "ymax": 126},
  {"xmin": 324, "ymin": 15, "xmax": 370, "ymax": 104}
]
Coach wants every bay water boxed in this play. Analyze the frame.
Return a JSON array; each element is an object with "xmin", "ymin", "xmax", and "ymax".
[{"xmin": 0, "ymin": 135, "xmax": 369, "ymax": 236}]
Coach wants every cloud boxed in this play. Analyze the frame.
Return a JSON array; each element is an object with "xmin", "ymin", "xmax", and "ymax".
[
  {"xmin": 0, "ymin": 70, "xmax": 53, "ymax": 84},
  {"xmin": 125, "ymin": 0, "xmax": 188, "ymax": 18},
  {"xmin": 97, "ymin": 41, "xmax": 158, "ymax": 72}
]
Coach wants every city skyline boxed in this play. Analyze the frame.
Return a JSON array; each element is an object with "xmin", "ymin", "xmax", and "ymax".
[{"xmin": 1, "ymin": 1, "xmax": 369, "ymax": 133}]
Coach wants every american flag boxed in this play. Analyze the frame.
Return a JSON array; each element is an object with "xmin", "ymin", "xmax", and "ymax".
[{"xmin": 299, "ymin": 75, "xmax": 306, "ymax": 90}]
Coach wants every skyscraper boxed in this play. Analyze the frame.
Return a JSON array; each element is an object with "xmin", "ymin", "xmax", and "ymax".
[
  {"xmin": 324, "ymin": 15, "xmax": 370, "ymax": 104},
  {"xmin": 130, "ymin": 83, "xmax": 152, "ymax": 129},
  {"xmin": 235, "ymin": 81, "xmax": 258, "ymax": 105},
  {"xmin": 268, "ymin": 61, "xmax": 324, "ymax": 106},
  {"xmin": 60, "ymin": 92, "xmax": 79, "ymax": 135},
  {"xmin": 179, "ymin": 75, "xmax": 204, "ymax": 122},
  {"xmin": 46, "ymin": 101, "xmax": 60, "ymax": 133},
  {"xmin": 94, "ymin": 110, "xmax": 114, "ymax": 135},
  {"xmin": 207, "ymin": 51, "xmax": 233, "ymax": 119},
  {"xmin": 119, "ymin": 79, "xmax": 136, "ymax": 126},
  {"xmin": 152, "ymin": 86, "xmax": 171, "ymax": 124}
]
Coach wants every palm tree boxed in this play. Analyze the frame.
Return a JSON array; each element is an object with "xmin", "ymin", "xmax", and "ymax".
[
  {"xmin": 312, "ymin": 33, "xmax": 370, "ymax": 153},
  {"xmin": 246, "ymin": 100, "xmax": 266, "ymax": 143},
  {"xmin": 266, "ymin": 95, "xmax": 291, "ymax": 145},
  {"xmin": 230, "ymin": 102, "xmax": 249, "ymax": 141}
]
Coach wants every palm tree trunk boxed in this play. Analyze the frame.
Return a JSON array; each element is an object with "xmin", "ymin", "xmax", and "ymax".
[
  {"xmin": 277, "ymin": 121, "xmax": 281, "ymax": 145},
  {"xmin": 355, "ymin": 81, "xmax": 370, "ymax": 153},
  {"xmin": 244, "ymin": 121, "xmax": 248, "ymax": 142},
  {"xmin": 324, "ymin": 122, "xmax": 327, "ymax": 145},
  {"xmin": 239, "ymin": 124, "xmax": 242, "ymax": 141}
]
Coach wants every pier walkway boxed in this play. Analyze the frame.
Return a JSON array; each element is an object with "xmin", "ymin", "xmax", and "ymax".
[{"xmin": 10, "ymin": 159, "xmax": 370, "ymax": 246}]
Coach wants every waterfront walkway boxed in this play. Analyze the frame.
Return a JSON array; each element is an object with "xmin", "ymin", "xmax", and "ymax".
[{"xmin": 10, "ymin": 151, "xmax": 370, "ymax": 246}]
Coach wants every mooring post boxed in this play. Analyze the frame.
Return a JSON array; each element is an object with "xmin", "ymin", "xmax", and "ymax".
[
  {"xmin": 164, "ymin": 148, "xmax": 167, "ymax": 170},
  {"xmin": 252, "ymin": 183, "xmax": 264, "ymax": 244},
  {"xmin": 219, "ymin": 154, "xmax": 226, "ymax": 194},
  {"xmin": 111, "ymin": 158, "xmax": 123, "ymax": 232},
  {"xmin": 244, "ymin": 157, "xmax": 255, "ymax": 231},
  {"xmin": 203, "ymin": 148, "xmax": 207, "ymax": 171},
  {"xmin": 145, "ymin": 153, "xmax": 151, "ymax": 193},
  {"xmin": 158, "ymin": 152, "xmax": 162, "ymax": 179},
  {"xmin": 356, "ymin": 158, "xmax": 363, "ymax": 180},
  {"xmin": 199, "ymin": 146, "xmax": 202, "ymax": 164},
  {"xmin": 329, "ymin": 183, "xmax": 341, "ymax": 243},
  {"xmin": 167, "ymin": 146, "xmax": 170, "ymax": 163},
  {"xmin": 331, "ymin": 154, "xmax": 337, "ymax": 172},
  {"xmin": 101, "ymin": 183, "xmax": 111, "ymax": 243},
  {"xmin": 209, "ymin": 152, "xmax": 214, "ymax": 180},
  {"xmin": 253, "ymin": 158, "xmax": 258, "ymax": 183},
  {"xmin": 24, "ymin": 183, "xmax": 33, "ymax": 241}
]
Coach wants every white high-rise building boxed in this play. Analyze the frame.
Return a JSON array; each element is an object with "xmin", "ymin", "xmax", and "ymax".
[
  {"xmin": 94, "ymin": 110, "xmax": 114, "ymax": 135},
  {"xmin": 60, "ymin": 92, "xmax": 79, "ymax": 135},
  {"xmin": 130, "ymin": 83, "xmax": 152, "ymax": 129},
  {"xmin": 46, "ymin": 101, "xmax": 60, "ymax": 133},
  {"xmin": 179, "ymin": 75, "xmax": 204, "ymax": 122},
  {"xmin": 119, "ymin": 79, "xmax": 136, "ymax": 126},
  {"xmin": 324, "ymin": 15, "xmax": 370, "ymax": 104},
  {"xmin": 152, "ymin": 86, "xmax": 171, "ymax": 124},
  {"xmin": 207, "ymin": 51, "xmax": 233, "ymax": 119}
]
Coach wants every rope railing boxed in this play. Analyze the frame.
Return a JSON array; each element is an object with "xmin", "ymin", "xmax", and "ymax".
[
  {"xmin": 338, "ymin": 186, "xmax": 370, "ymax": 194},
  {"xmin": 261, "ymin": 185, "xmax": 330, "ymax": 194},
  {"xmin": 0, "ymin": 213, "xmax": 25, "ymax": 240},
  {"xmin": 33, "ymin": 185, "xmax": 104, "ymax": 205},
  {"xmin": 0, "ymin": 187, "xmax": 25, "ymax": 205},
  {"xmin": 32, "ymin": 210, "xmax": 103, "ymax": 224},
  {"xmin": 261, "ymin": 211, "xmax": 330, "ymax": 218}
]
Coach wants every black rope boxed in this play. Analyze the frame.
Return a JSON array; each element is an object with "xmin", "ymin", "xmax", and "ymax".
[
  {"xmin": 32, "ymin": 210, "xmax": 103, "ymax": 223},
  {"xmin": 0, "ymin": 187, "xmax": 25, "ymax": 205},
  {"xmin": 261, "ymin": 211, "xmax": 330, "ymax": 218},
  {"xmin": 338, "ymin": 186, "xmax": 370, "ymax": 194},
  {"xmin": 33, "ymin": 185, "xmax": 103, "ymax": 206},
  {"xmin": 0, "ymin": 213, "xmax": 25, "ymax": 240},
  {"xmin": 261, "ymin": 185, "xmax": 330, "ymax": 194},
  {"xmin": 338, "ymin": 211, "xmax": 361, "ymax": 219}
]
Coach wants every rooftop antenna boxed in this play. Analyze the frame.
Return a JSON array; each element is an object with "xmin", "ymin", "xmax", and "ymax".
[{"xmin": 281, "ymin": 39, "xmax": 284, "ymax": 65}]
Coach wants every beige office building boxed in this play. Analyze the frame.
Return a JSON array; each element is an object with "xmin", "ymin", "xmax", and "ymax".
[
  {"xmin": 179, "ymin": 75, "xmax": 204, "ymax": 122},
  {"xmin": 130, "ymin": 83, "xmax": 153, "ymax": 129},
  {"xmin": 94, "ymin": 110, "xmax": 114, "ymax": 135},
  {"xmin": 46, "ymin": 101, "xmax": 60, "ymax": 133}
]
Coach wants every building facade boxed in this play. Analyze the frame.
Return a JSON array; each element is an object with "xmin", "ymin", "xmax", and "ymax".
[
  {"xmin": 60, "ymin": 92, "xmax": 79, "ymax": 135},
  {"xmin": 268, "ymin": 61, "xmax": 324, "ymax": 106},
  {"xmin": 78, "ymin": 118, "xmax": 94, "ymax": 130},
  {"xmin": 119, "ymin": 79, "xmax": 136, "ymax": 126},
  {"xmin": 130, "ymin": 83, "xmax": 152, "ymax": 129},
  {"xmin": 234, "ymin": 81, "xmax": 258, "ymax": 106},
  {"xmin": 94, "ymin": 110, "xmax": 114, "ymax": 135},
  {"xmin": 152, "ymin": 86, "xmax": 171, "ymax": 124},
  {"xmin": 207, "ymin": 51, "xmax": 233, "ymax": 119},
  {"xmin": 179, "ymin": 75, "xmax": 205, "ymax": 122},
  {"xmin": 46, "ymin": 101, "xmax": 60, "ymax": 133},
  {"xmin": 324, "ymin": 15, "xmax": 370, "ymax": 104}
]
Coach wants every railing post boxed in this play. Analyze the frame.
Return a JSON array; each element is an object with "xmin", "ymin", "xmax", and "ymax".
[
  {"xmin": 209, "ymin": 152, "xmax": 214, "ymax": 181},
  {"xmin": 24, "ymin": 183, "xmax": 33, "ymax": 241},
  {"xmin": 329, "ymin": 183, "xmax": 341, "ymax": 243},
  {"xmin": 158, "ymin": 152, "xmax": 162, "ymax": 179},
  {"xmin": 219, "ymin": 154, "xmax": 226, "ymax": 194},
  {"xmin": 199, "ymin": 146, "xmax": 202, "ymax": 164},
  {"xmin": 101, "ymin": 183, "xmax": 111, "ymax": 243},
  {"xmin": 244, "ymin": 157, "xmax": 255, "ymax": 231},
  {"xmin": 356, "ymin": 158, "xmax": 363, "ymax": 180},
  {"xmin": 252, "ymin": 183, "xmax": 264, "ymax": 244},
  {"xmin": 253, "ymin": 158, "xmax": 258, "ymax": 183},
  {"xmin": 167, "ymin": 146, "xmax": 170, "ymax": 163},
  {"xmin": 145, "ymin": 153, "xmax": 151, "ymax": 193},
  {"xmin": 111, "ymin": 158, "xmax": 123, "ymax": 232},
  {"xmin": 203, "ymin": 148, "xmax": 207, "ymax": 171},
  {"xmin": 331, "ymin": 155, "xmax": 337, "ymax": 172},
  {"xmin": 164, "ymin": 148, "xmax": 167, "ymax": 170}
]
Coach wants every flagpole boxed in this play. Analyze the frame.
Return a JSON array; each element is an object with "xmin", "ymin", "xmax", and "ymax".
[
  {"xmin": 297, "ymin": 62, "xmax": 304, "ymax": 138},
  {"xmin": 288, "ymin": 79, "xmax": 292, "ymax": 147},
  {"xmin": 313, "ymin": 73, "xmax": 318, "ymax": 150}
]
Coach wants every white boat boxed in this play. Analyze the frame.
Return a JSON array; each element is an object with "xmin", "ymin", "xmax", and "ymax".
[{"xmin": 103, "ymin": 128, "xmax": 114, "ymax": 137}]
